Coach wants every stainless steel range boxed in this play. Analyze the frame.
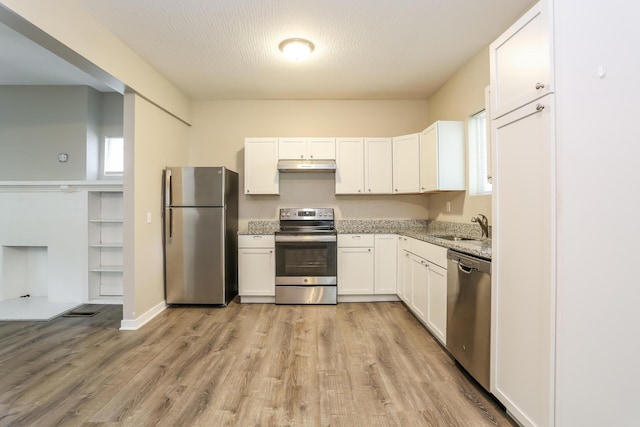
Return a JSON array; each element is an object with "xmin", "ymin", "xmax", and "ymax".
[{"xmin": 275, "ymin": 208, "xmax": 337, "ymax": 304}]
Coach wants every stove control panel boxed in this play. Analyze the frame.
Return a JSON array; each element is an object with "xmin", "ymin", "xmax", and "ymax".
[{"xmin": 279, "ymin": 208, "xmax": 334, "ymax": 220}]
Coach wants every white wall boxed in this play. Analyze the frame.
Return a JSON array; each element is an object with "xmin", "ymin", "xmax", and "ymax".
[
  {"xmin": 0, "ymin": 191, "xmax": 87, "ymax": 303},
  {"xmin": 425, "ymin": 47, "xmax": 492, "ymax": 225},
  {"xmin": 554, "ymin": 1, "xmax": 640, "ymax": 425},
  {"xmin": 188, "ymin": 100, "xmax": 431, "ymax": 227},
  {"xmin": 122, "ymin": 94, "xmax": 189, "ymax": 326}
]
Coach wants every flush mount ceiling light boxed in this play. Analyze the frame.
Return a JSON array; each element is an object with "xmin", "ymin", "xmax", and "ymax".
[{"xmin": 279, "ymin": 38, "xmax": 315, "ymax": 62}]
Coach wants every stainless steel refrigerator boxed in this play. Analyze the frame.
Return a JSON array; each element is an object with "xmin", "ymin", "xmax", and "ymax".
[{"xmin": 163, "ymin": 166, "xmax": 238, "ymax": 305}]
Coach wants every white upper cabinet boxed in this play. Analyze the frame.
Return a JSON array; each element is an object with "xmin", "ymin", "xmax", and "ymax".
[
  {"xmin": 419, "ymin": 121, "xmax": 465, "ymax": 192},
  {"xmin": 278, "ymin": 137, "xmax": 336, "ymax": 160},
  {"xmin": 392, "ymin": 133, "xmax": 421, "ymax": 194},
  {"xmin": 364, "ymin": 138, "xmax": 393, "ymax": 194},
  {"xmin": 490, "ymin": 1, "xmax": 553, "ymax": 119},
  {"xmin": 335, "ymin": 138, "xmax": 365, "ymax": 194},
  {"xmin": 244, "ymin": 137, "xmax": 279, "ymax": 194}
]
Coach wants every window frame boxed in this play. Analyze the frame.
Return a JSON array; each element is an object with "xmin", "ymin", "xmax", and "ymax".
[
  {"xmin": 468, "ymin": 109, "xmax": 492, "ymax": 196},
  {"xmin": 103, "ymin": 136, "xmax": 124, "ymax": 177}
]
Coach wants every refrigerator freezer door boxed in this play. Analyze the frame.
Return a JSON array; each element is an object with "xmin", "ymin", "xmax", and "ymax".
[
  {"xmin": 165, "ymin": 207, "xmax": 226, "ymax": 304},
  {"xmin": 166, "ymin": 167, "xmax": 224, "ymax": 207}
]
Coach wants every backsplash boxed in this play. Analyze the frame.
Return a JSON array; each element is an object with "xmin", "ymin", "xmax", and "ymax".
[
  {"xmin": 245, "ymin": 218, "xmax": 490, "ymax": 239},
  {"xmin": 427, "ymin": 220, "xmax": 492, "ymax": 239},
  {"xmin": 336, "ymin": 219, "xmax": 428, "ymax": 233}
]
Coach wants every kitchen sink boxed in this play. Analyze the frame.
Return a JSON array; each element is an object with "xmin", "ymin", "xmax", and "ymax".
[{"xmin": 434, "ymin": 234, "xmax": 478, "ymax": 242}]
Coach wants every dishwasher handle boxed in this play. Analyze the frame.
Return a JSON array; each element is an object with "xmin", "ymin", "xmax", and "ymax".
[{"xmin": 457, "ymin": 260, "xmax": 476, "ymax": 274}]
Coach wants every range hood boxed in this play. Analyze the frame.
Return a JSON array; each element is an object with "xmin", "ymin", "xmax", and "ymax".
[{"xmin": 277, "ymin": 159, "xmax": 337, "ymax": 173}]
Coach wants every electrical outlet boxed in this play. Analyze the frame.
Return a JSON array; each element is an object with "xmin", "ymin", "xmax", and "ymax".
[
  {"xmin": 146, "ymin": 212, "xmax": 152, "ymax": 224},
  {"xmin": 446, "ymin": 201, "xmax": 451, "ymax": 212}
]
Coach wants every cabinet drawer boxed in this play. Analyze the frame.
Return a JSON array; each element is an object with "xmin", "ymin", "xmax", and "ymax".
[
  {"xmin": 238, "ymin": 234, "xmax": 275, "ymax": 248},
  {"xmin": 338, "ymin": 234, "xmax": 375, "ymax": 247},
  {"xmin": 410, "ymin": 239, "xmax": 447, "ymax": 268}
]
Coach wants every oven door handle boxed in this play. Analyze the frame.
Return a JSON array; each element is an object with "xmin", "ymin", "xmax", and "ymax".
[{"xmin": 275, "ymin": 235, "xmax": 337, "ymax": 243}]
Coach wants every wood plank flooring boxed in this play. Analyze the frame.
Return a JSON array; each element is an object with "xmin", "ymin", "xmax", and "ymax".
[{"xmin": 0, "ymin": 301, "xmax": 516, "ymax": 426}]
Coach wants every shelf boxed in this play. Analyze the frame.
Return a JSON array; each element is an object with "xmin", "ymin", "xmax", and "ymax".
[
  {"xmin": 89, "ymin": 242, "xmax": 123, "ymax": 248},
  {"xmin": 88, "ymin": 191, "xmax": 124, "ymax": 302},
  {"xmin": 90, "ymin": 265, "xmax": 123, "ymax": 273}
]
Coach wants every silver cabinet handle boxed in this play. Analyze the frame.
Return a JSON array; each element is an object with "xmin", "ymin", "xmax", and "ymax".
[
  {"xmin": 535, "ymin": 82, "xmax": 545, "ymax": 90},
  {"xmin": 300, "ymin": 154, "xmax": 304, "ymax": 159},
  {"xmin": 536, "ymin": 103, "xmax": 545, "ymax": 112},
  {"xmin": 358, "ymin": 189, "xmax": 361, "ymax": 193}
]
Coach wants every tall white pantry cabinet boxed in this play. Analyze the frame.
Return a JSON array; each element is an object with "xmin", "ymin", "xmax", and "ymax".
[
  {"xmin": 497, "ymin": 1, "xmax": 640, "ymax": 424},
  {"xmin": 490, "ymin": 1, "xmax": 555, "ymax": 426}
]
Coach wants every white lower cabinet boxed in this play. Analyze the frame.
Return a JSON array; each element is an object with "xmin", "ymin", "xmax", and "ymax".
[
  {"xmin": 397, "ymin": 236, "xmax": 448, "ymax": 345},
  {"xmin": 337, "ymin": 234, "xmax": 374, "ymax": 295},
  {"xmin": 408, "ymin": 253, "xmax": 429, "ymax": 323},
  {"xmin": 426, "ymin": 263, "xmax": 447, "ymax": 344},
  {"xmin": 374, "ymin": 234, "xmax": 397, "ymax": 294},
  {"xmin": 238, "ymin": 235, "xmax": 275, "ymax": 301},
  {"xmin": 397, "ymin": 236, "xmax": 411, "ymax": 302}
]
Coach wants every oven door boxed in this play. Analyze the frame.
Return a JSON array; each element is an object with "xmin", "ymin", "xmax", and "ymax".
[{"xmin": 274, "ymin": 234, "xmax": 337, "ymax": 285}]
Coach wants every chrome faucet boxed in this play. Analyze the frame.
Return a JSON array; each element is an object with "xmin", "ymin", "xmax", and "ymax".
[{"xmin": 471, "ymin": 214, "xmax": 489, "ymax": 238}]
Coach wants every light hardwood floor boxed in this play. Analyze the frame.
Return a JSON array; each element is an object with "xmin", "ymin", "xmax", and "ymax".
[{"xmin": 0, "ymin": 301, "xmax": 515, "ymax": 426}]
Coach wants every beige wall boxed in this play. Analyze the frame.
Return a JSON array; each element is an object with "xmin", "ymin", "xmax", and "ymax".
[
  {"xmin": 123, "ymin": 94, "xmax": 189, "ymax": 323},
  {"xmin": 188, "ymin": 100, "xmax": 432, "ymax": 227},
  {"xmin": 425, "ymin": 47, "xmax": 492, "ymax": 224}
]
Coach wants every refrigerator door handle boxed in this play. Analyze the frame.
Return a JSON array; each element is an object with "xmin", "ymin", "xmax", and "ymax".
[
  {"xmin": 168, "ymin": 208, "xmax": 173, "ymax": 243},
  {"xmin": 165, "ymin": 168, "xmax": 172, "ymax": 206}
]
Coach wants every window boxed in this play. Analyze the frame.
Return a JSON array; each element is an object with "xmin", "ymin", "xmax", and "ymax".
[
  {"xmin": 468, "ymin": 110, "xmax": 492, "ymax": 195},
  {"xmin": 104, "ymin": 137, "xmax": 124, "ymax": 176}
]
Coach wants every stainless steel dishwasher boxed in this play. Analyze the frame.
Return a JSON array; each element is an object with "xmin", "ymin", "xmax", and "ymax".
[{"xmin": 446, "ymin": 249, "xmax": 491, "ymax": 391}]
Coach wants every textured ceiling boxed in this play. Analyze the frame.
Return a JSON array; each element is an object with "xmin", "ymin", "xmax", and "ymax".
[
  {"xmin": 78, "ymin": 0, "xmax": 533, "ymax": 100},
  {"xmin": 1, "ymin": 0, "xmax": 534, "ymax": 100}
]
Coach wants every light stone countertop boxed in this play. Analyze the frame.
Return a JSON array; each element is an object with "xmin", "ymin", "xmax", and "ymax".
[{"xmin": 239, "ymin": 219, "xmax": 491, "ymax": 259}]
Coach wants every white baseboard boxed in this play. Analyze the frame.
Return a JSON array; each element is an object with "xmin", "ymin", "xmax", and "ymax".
[
  {"xmin": 239, "ymin": 295, "xmax": 276, "ymax": 304},
  {"xmin": 338, "ymin": 294, "xmax": 400, "ymax": 303},
  {"xmin": 120, "ymin": 300, "xmax": 167, "ymax": 330}
]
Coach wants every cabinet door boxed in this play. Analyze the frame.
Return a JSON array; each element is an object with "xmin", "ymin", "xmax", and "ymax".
[
  {"xmin": 410, "ymin": 254, "xmax": 428, "ymax": 323},
  {"xmin": 278, "ymin": 137, "xmax": 306, "ymax": 159},
  {"xmin": 491, "ymin": 95, "xmax": 555, "ymax": 427},
  {"xmin": 419, "ymin": 124, "xmax": 438, "ymax": 192},
  {"xmin": 374, "ymin": 234, "xmax": 397, "ymax": 294},
  {"xmin": 427, "ymin": 263, "xmax": 447, "ymax": 345},
  {"xmin": 308, "ymin": 137, "xmax": 336, "ymax": 159},
  {"xmin": 337, "ymin": 247, "xmax": 374, "ymax": 295},
  {"xmin": 392, "ymin": 133, "xmax": 420, "ymax": 193},
  {"xmin": 238, "ymin": 248, "xmax": 275, "ymax": 296},
  {"xmin": 244, "ymin": 138, "xmax": 279, "ymax": 194},
  {"xmin": 364, "ymin": 138, "xmax": 393, "ymax": 194},
  {"xmin": 396, "ymin": 236, "xmax": 410, "ymax": 302},
  {"xmin": 400, "ymin": 250, "xmax": 412, "ymax": 304},
  {"xmin": 490, "ymin": 1, "xmax": 553, "ymax": 118},
  {"xmin": 335, "ymin": 138, "xmax": 364, "ymax": 194},
  {"xmin": 420, "ymin": 121, "xmax": 465, "ymax": 192}
]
